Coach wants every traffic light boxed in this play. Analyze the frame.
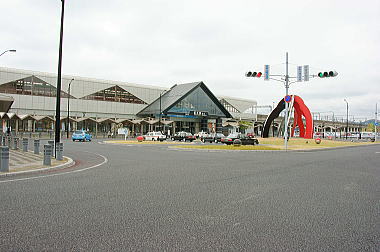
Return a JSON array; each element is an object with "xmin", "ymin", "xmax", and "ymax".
[
  {"xmin": 318, "ymin": 71, "xmax": 338, "ymax": 78},
  {"xmin": 245, "ymin": 71, "xmax": 263, "ymax": 77}
]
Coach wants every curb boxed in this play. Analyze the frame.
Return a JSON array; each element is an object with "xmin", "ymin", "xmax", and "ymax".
[
  {"xmin": 292, "ymin": 142, "xmax": 380, "ymax": 152},
  {"xmin": 167, "ymin": 142, "xmax": 380, "ymax": 153},
  {"xmin": 0, "ymin": 156, "xmax": 75, "ymax": 178}
]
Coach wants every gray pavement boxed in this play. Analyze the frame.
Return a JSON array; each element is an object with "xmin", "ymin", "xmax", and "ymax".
[
  {"xmin": 0, "ymin": 139, "xmax": 379, "ymax": 251},
  {"xmin": 0, "ymin": 140, "xmax": 72, "ymax": 175}
]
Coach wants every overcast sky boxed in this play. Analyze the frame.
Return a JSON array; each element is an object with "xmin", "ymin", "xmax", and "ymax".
[{"xmin": 1, "ymin": 0, "xmax": 379, "ymax": 120}]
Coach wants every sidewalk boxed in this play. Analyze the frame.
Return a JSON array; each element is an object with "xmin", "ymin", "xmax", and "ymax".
[{"xmin": 0, "ymin": 149, "xmax": 74, "ymax": 177}]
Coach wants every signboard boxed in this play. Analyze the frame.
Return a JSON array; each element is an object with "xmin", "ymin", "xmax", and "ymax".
[
  {"xmin": 303, "ymin": 65, "xmax": 309, "ymax": 81},
  {"xmin": 284, "ymin": 95, "xmax": 292, "ymax": 103},
  {"xmin": 118, "ymin": 128, "xmax": 129, "ymax": 140},
  {"xmin": 264, "ymin": 65, "xmax": 270, "ymax": 81},
  {"xmin": 118, "ymin": 128, "xmax": 129, "ymax": 135},
  {"xmin": 189, "ymin": 111, "xmax": 208, "ymax": 116},
  {"xmin": 297, "ymin": 66, "xmax": 302, "ymax": 82}
]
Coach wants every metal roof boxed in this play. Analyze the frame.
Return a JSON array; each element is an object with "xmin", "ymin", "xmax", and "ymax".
[
  {"xmin": 137, "ymin": 82, "xmax": 232, "ymax": 118},
  {"xmin": 217, "ymin": 96, "xmax": 257, "ymax": 113}
]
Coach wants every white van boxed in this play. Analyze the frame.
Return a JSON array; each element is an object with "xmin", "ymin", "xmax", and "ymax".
[{"xmin": 144, "ymin": 132, "xmax": 167, "ymax": 141}]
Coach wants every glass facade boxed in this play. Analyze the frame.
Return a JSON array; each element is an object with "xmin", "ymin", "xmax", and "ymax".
[
  {"xmin": 168, "ymin": 87, "xmax": 225, "ymax": 117},
  {"xmin": 219, "ymin": 99, "xmax": 240, "ymax": 113},
  {"xmin": 82, "ymin": 85, "xmax": 146, "ymax": 104},
  {"xmin": 0, "ymin": 75, "xmax": 73, "ymax": 98}
]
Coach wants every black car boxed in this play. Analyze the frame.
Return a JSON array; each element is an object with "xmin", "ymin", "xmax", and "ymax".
[
  {"xmin": 201, "ymin": 133, "xmax": 225, "ymax": 143},
  {"xmin": 221, "ymin": 133, "xmax": 259, "ymax": 145},
  {"xmin": 171, "ymin": 131, "xmax": 196, "ymax": 142}
]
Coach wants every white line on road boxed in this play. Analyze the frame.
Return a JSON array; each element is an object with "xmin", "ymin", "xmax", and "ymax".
[{"xmin": 0, "ymin": 152, "xmax": 108, "ymax": 184}]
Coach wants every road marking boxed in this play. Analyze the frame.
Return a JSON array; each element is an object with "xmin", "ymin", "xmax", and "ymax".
[
  {"xmin": 0, "ymin": 152, "xmax": 108, "ymax": 184},
  {"xmin": 376, "ymin": 152, "xmax": 380, "ymax": 154}
]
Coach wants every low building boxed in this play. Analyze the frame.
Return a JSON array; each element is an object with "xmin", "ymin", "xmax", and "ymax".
[{"xmin": 0, "ymin": 67, "xmax": 258, "ymax": 136}]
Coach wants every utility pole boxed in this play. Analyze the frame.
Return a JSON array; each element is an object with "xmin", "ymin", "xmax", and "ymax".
[
  {"xmin": 375, "ymin": 103, "xmax": 378, "ymax": 142},
  {"xmin": 284, "ymin": 52, "xmax": 289, "ymax": 150},
  {"xmin": 66, "ymin": 78, "xmax": 74, "ymax": 139},
  {"xmin": 55, "ymin": 0, "xmax": 65, "ymax": 157},
  {"xmin": 344, "ymin": 99, "xmax": 348, "ymax": 140},
  {"xmin": 159, "ymin": 92, "xmax": 162, "ymax": 132}
]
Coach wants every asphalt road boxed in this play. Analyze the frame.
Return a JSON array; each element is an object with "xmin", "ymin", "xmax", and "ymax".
[{"xmin": 0, "ymin": 140, "xmax": 379, "ymax": 251}]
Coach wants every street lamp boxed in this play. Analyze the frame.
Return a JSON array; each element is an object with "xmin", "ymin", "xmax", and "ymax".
[
  {"xmin": 66, "ymin": 78, "xmax": 74, "ymax": 138},
  {"xmin": 344, "ymin": 99, "xmax": 349, "ymax": 140},
  {"xmin": 159, "ymin": 92, "xmax": 162, "ymax": 132},
  {"xmin": 375, "ymin": 103, "xmax": 378, "ymax": 142},
  {"xmin": 0, "ymin": 49, "xmax": 16, "ymax": 57},
  {"xmin": 158, "ymin": 90, "xmax": 167, "ymax": 133},
  {"xmin": 55, "ymin": 0, "xmax": 65, "ymax": 156}
]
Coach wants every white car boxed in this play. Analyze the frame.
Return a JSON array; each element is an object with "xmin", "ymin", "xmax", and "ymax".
[{"xmin": 144, "ymin": 131, "xmax": 167, "ymax": 141}]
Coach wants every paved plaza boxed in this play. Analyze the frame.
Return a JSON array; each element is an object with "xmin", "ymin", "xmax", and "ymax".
[{"xmin": 0, "ymin": 139, "xmax": 379, "ymax": 251}]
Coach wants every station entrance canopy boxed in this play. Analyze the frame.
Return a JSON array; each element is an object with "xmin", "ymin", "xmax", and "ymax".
[{"xmin": 137, "ymin": 82, "xmax": 232, "ymax": 119}]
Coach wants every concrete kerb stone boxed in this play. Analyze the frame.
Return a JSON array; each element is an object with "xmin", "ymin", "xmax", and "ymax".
[
  {"xmin": 167, "ymin": 142, "xmax": 380, "ymax": 153},
  {"xmin": 0, "ymin": 156, "xmax": 75, "ymax": 178}
]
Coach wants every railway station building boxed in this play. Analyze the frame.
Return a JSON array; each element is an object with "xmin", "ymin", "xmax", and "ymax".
[{"xmin": 0, "ymin": 67, "xmax": 258, "ymax": 137}]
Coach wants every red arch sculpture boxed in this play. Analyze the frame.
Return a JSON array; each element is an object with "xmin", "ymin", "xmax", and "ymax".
[{"xmin": 290, "ymin": 95, "xmax": 313, "ymax": 139}]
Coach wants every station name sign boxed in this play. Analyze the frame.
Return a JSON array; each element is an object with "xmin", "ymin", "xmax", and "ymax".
[{"xmin": 189, "ymin": 111, "xmax": 208, "ymax": 116}]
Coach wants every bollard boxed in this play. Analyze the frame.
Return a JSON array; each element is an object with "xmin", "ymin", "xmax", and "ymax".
[
  {"xmin": 0, "ymin": 146, "xmax": 10, "ymax": 172},
  {"xmin": 34, "ymin": 139, "xmax": 40, "ymax": 155},
  {"xmin": 22, "ymin": 138, "xmax": 29, "ymax": 152},
  {"xmin": 43, "ymin": 144, "xmax": 52, "ymax": 166},
  {"xmin": 56, "ymin": 142, "xmax": 64, "ymax": 161},
  {"xmin": 7, "ymin": 137, "xmax": 11, "ymax": 148},
  {"xmin": 48, "ymin": 140, "xmax": 54, "ymax": 156},
  {"xmin": 13, "ymin": 137, "xmax": 19, "ymax": 150},
  {"xmin": 48, "ymin": 140, "xmax": 54, "ymax": 149}
]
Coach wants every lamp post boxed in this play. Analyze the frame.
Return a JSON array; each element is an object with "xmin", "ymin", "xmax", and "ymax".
[
  {"xmin": 344, "ymin": 99, "xmax": 349, "ymax": 140},
  {"xmin": 375, "ymin": 103, "xmax": 378, "ymax": 142},
  {"xmin": 54, "ymin": 0, "xmax": 65, "ymax": 156},
  {"xmin": 158, "ymin": 90, "xmax": 167, "ymax": 133},
  {"xmin": 66, "ymin": 78, "xmax": 74, "ymax": 139},
  {"xmin": 0, "ymin": 49, "xmax": 16, "ymax": 57},
  {"xmin": 159, "ymin": 92, "xmax": 162, "ymax": 132}
]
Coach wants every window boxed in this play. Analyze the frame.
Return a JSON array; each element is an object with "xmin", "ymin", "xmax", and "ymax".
[
  {"xmin": 82, "ymin": 85, "xmax": 147, "ymax": 104},
  {"xmin": 0, "ymin": 75, "xmax": 74, "ymax": 98},
  {"xmin": 168, "ymin": 87, "xmax": 225, "ymax": 117},
  {"xmin": 219, "ymin": 99, "xmax": 240, "ymax": 113}
]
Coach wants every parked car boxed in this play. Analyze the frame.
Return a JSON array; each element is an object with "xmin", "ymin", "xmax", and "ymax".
[
  {"xmin": 221, "ymin": 133, "xmax": 259, "ymax": 145},
  {"xmin": 171, "ymin": 131, "xmax": 196, "ymax": 142},
  {"xmin": 201, "ymin": 133, "xmax": 225, "ymax": 143},
  {"xmin": 143, "ymin": 131, "xmax": 167, "ymax": 141},
  {"xmin": 196, "ymin": 131, "xmax": 209, "ymax": 139},
  {"xmin": 72, "ymin": 130, "xmax": 92, "ymax": 142}
]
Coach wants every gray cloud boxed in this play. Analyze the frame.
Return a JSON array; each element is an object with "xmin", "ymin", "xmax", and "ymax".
[{"xmin": 1, "ymin": 0, "xmax": 379, "ymax": 118}]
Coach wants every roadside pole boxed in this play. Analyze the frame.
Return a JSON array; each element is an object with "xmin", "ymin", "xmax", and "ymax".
[
  {"xmin": 284, "ymin": 53, "xmax": 289, "ymax": 150},
  {"xmin": 245, "ymin": 53, "xmax": 338, "ymax": 151},
  {"xmin": 375, "ymin": 103, "xmax": 378, "ymax": 142}
]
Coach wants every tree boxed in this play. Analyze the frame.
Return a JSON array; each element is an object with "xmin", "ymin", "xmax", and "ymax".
[
  {"xmin": 238, "ymin": 121, "xmax": 253, "ymax": 133},
  {"xmin": 366, "ymin": 123, "xmax": 375, "ymax": 132}
]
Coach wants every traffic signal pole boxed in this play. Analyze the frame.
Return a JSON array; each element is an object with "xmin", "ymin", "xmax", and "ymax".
[
  {"xmin": 245, "ymin": 53, "xmax": 337, "ymax": 151},
  {"xmin": 284, "ymin": 52, "xmax": 289, "ymax": 150}
]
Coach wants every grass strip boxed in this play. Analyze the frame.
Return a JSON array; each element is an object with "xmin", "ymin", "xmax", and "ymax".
[{"xmin": 172, "ymin": 145, "xmax": 281, "ymax": 151}]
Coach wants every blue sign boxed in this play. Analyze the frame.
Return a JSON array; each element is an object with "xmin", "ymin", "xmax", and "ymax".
[
  {"xmin": 375, "ymin": 122, "xmax": 379, "ymax": 126},
  {"xmin": 264, "ymin": 65, "xmax": 270, "ymax": 81},
  {"xmin": 284, "ymin": 95, "xmax": 292, "ymax": 103}
]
